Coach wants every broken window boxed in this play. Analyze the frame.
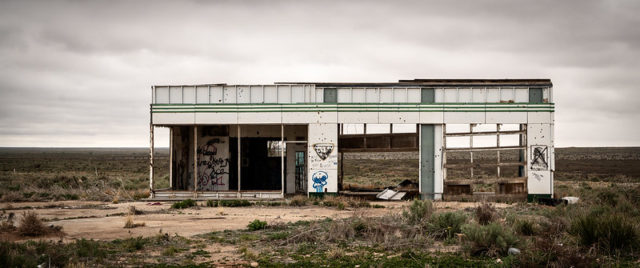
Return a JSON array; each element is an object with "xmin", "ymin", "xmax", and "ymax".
[
  {"xmin": 267, "ymin": 140, "xmax": 286, "ymax": 157},
  {"xmin": 443, "ymin": 124, "xmax": 527, "ymax": 200}
]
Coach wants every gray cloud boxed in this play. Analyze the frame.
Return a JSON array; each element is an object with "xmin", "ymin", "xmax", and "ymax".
[{"xmin": 0, "ymin": 0, "xmax": 639, "ymax": 147}]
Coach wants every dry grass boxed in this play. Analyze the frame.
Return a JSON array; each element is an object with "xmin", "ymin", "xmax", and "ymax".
[
  {"xmin": 123, "ymin": 215, "xmax": 145, "ymax": 229},
  {"xmin": 128, "ymin": 206, "xmax": 144, "ymax": 215},
  {"xmin": 475, "ymin": 202, "xmax": 496, "ymax": 225},
  {"xmin": 0, "ymin": 211, "xmax": 16, "ymax": 233},
  {"xmin": 289, "ymin": 195, "xmax": 308, "ymax": 206},
  {"xmin": 123, "ymin": 210, "xmax": 146, "ymax": 229},
  {"xmin": 17, "ymin": 211, "xmax": 48, "ymax": 236}
]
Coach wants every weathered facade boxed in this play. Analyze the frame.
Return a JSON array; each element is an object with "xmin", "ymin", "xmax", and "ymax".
[{"xmin": 149, "ymin": 79, "xmax": 555, "ymax": 201}]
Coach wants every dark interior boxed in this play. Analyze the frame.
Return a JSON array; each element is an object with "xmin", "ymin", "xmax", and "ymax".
[{"xmin": 230, "ymin": 137, "xmax": 283, "ymax": 191}]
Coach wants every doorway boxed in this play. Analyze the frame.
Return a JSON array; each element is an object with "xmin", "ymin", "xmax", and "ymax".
[{"xmin": 295, "ymin": 151, "xmax": 306, "ymax": 193}]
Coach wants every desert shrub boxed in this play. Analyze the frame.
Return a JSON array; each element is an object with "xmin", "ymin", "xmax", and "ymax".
[
  {"xmin": 162, "ymin": 246, "xmax": 179, "ymax": 256},
  {"xmin": 132, "ymin": 191, "xmax": 149, "ymax": 200},
  {"xmin": 0, "ymin": 212, "xmax": 16, "ymax": 233},
  {"xmin": 247, "ymin": 219, "xmax": 267, "ymax": 231},
  {"xmin": 597, "ymin": 190, "xmax": 619, "ymax": 207},
  {"xmin": 205, "ymin": 200, "xmax": 216, "ymax": 207},
  {"xmin": 123, "ymin": 215, "xmax": 145, "ymax": 229},
  {"xmin": 513, "ymin": 219, "xmax": 537, "ymax": 236},
  {"xmin": 570, "ymin": 211, "xmax": 638, "ymax": 254},
  {"xmin": 347, "ymin": 198, "xmax": 371, "ymax": 208},
  {"xmin": 516, "ymin": 236, "xmax": 594, "ymax": 268},
  {"xmin": 171, "ymin": 199, "xmax": 197, "ymax": 209},
  {"xmin": 73, "ymin": 238, "xmax": 107, "ymax": 259},
  {"xmin": 268, "ymin": 231, "xmax": 289, "ymax": 240},
  {"xmin": 289, "ymin": 195, "xmax": 308, "ymax": 206},
  {"xmin": 123, "ymin": 236, "xmax": 146, "ymax": 252},
  {"xmin": 430, "ymin": 212, "xmax": 467, "ymax": 239},
  {"xmin": 403, "ymin": 200, "xmax": 433, "ymax": 225},
  {"xmin": 322, "ymin": 196, "xmax": 347, "ymax": 208},
  {"xmin": 217, "ymin": 200, "xmax": 251, "ymax": 207},
  {"xmin": 325, "ymin": 218, "xmax": 356, "ymax": 242},
  {"xmin": 462, "ymin": 223, "xmax": 519, "ymax": 257},
  {"xmin": 0, "ymin": 220, "xmax": 16, "ymax": 233},
  {"xmin": 17, "ymin": 211, "xmax": 47, "ymax": 237},
  {"xmin": 6, "ymin": 184, "xmax": 20, "ymax": 192},
  {"xmin": 475, "ymin": 202, "xmax": 496, "ymax": 225},
  {"xmin": 128, "ymin": 206, "xmax": 143, "ymax": 215}
]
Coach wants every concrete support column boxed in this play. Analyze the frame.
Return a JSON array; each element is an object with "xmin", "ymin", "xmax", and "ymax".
[
  {"xmin": 169, "ymin": 127, "xmax": 173, "ymax": 189},
  {"xmin": 307, "ymin": 123, "xmax": 338, "ymax": 195},
  {"xmin": 419, "ymin": 124, "xmax": 443, "ymax": 200},
  {"xmin": 280, "ymin": 124, "xmax": 285, "ymax": 196},
  {"xmin": 193, "ymin": 126, "xmax": 198, "ymax": 197},
  {"xmin": 149, "ymin": 122, "xmax": 154, "ymax": 198},
  {"xmin": 526, "ymin": 123, "xmax": 554, "ymax": 200},
  {"xmin": 237, "ymin": 125, "xmax": 241, "ymax": 193}
]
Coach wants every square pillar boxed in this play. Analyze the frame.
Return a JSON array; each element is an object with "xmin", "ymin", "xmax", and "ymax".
[
  {"xmin": 419, "ymin": 124, "xmax": 443, "ymax": 200},
  {"xmin": 527, "ymin": 123, "xmax": 554, "ymax": 200},
  {"xmin": 307, "ymin": 123, "xmax": 338, "ymax": 195}
]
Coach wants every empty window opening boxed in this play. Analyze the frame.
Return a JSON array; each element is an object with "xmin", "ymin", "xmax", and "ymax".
[
  {"xmin": 443, "ymin": 123, "xmax": 527, "ymax": 200},
  {"xmin": 338, "ymin": 123, "xmax": 419, "ymax": 194}
]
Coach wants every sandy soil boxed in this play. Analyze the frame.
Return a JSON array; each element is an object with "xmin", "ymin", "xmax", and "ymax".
[{"xmin": 2, "ymin": 200, "xmax": 512, "ymax": 242}]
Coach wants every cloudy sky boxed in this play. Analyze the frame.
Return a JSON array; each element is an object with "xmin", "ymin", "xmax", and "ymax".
[{"xmin": 0, "ymin": 0, "xmax": 638, "ymax": 147}]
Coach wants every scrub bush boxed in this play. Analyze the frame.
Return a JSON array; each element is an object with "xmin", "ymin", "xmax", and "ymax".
[
  {"xmin": 513, "ymin": 219, "xmax": 537, "ymax": 236},
  {"xmin": 289, "ymin": 195, "xmax": 308, "ymax": 206},
  {"xmin": 570, "ymin": 211, "xmax": 638, "ymax": 254},
  {"xmin": 403, "ymin": 200, "xmax": 433, "ymax": 225},
  {"xmin": 17, "ymin": 212, "xmax": 47, "ymax": 237},
  {"xmin": 475, "ymin": 202, "xmax": 496, "ymax": 225},
  {"xmin": 430, "ymin": 212, "xmax": 467, "ymax": 239},
  {"xmin": 247, "ymin": 219, "xmax": 268, "ymax": 231},
  {"xmin": 462, "ymin": 223, "xmax": 519, "ymax": 257},
  {"xmin": 171, "ymin": 199, "xmax": 197, "ymax": 209}
]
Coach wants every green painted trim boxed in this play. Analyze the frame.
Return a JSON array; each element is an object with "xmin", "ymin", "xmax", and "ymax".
[
  {"xmin": 152, "ymin": 102, "xmax": 554, "ymax": 106},
  {"xmin": 151, "ymin": 103, "xmax": 554, "ymax": 113},
  {"xmin": 527, "ymin": 194, "xmax": 552, "ymax": 202},
  {"xmin": 153, "ymin": 110, "xmax": 555, "ymax": 113}
]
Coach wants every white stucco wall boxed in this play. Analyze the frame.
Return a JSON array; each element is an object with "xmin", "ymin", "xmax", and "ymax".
[{"xmin": 307, "ymin": 123, "xmax": 338, "ymax": 193}]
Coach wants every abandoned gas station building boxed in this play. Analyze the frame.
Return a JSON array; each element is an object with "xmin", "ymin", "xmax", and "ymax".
[{"xmin": 149, "ymin": 79, "xmax": 555, "ymax": 201}]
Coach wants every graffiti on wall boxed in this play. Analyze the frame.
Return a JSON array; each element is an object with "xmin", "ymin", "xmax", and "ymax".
[
  {"xmin": 530, "ymin": 145, "xmax": 549, "ymax": 171},
  {"xmin": 197, "ymin": 137, "xmax": 230, "ymax": 191},
  {"xmin": 311, "ymin": 171, "xmax": 328, "ymax": 193},
  {"xmin": 313, "ymin": 143, "xmax": 334, "ymax": 160}
]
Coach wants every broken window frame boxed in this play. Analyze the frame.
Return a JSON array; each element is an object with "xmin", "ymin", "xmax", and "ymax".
[{"xmin": 443, "ymin": 124, "xmax": 527, "ymax": 197}]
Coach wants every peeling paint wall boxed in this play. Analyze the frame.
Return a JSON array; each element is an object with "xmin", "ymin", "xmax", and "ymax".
[
  {"xmin": 527, "ymin": 123, "xmax": 554, "ymax": 195},
  {"xmin": 308, "ymin": 123, "xmax": 338, "ymax": 193}
]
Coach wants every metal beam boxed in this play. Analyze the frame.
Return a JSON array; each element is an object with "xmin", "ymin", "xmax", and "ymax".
[
  {"xmin": 237, "ymin": 125, "xmax": 241, "ymax": 193},
  {"xmin": 445, "ymin": 146, "xmax": 525, "ymax": 152},
  {"xmin": 193, "ymin": 126, "xmax": 198, "ymax": 197},
  {"xmin": 444, "ymin": 130, "xmax": 525, "ymax": 137},
  {"xmin": 281, "ymin": 124, "xmax": 285, "ymax": 196},
  {"xmin": 169, "ymin": 127, "xmax": 173, "ymax": 189},
  {"xmin": 149, "ymin": 116, "xmax": 154, "ymax": 197}
]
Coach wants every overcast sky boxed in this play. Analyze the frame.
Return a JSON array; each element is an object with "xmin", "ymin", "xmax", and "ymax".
[{"xmin": 1, "ymin": 0, "xmax": 639, "ymax": 147}]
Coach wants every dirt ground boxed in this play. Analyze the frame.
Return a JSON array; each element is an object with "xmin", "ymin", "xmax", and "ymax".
[{"xmin": 3, "ymin": 200, "xmax": 512, "ymax": 242}]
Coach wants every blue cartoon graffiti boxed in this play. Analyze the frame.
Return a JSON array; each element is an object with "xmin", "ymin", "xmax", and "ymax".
[{"xmin": 311, "ymin": 171, "xmax": 328, "ymax": 193}]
